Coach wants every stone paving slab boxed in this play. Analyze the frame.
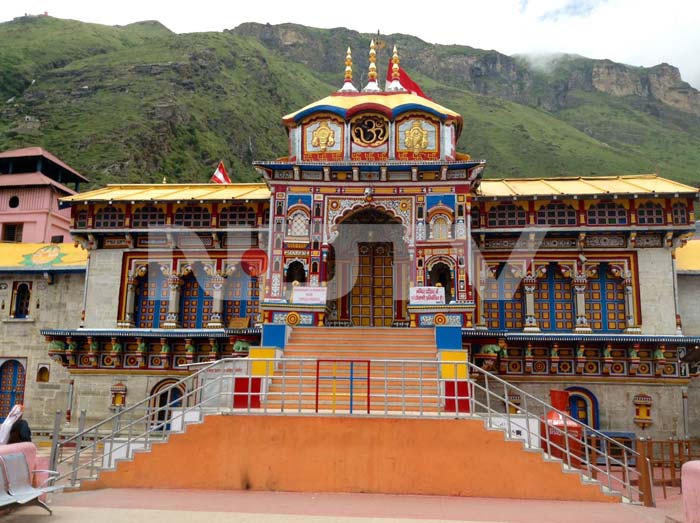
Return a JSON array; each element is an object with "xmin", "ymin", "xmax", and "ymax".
[{"xmin": 0, "ymin": 488, "xmax": 684, "ymax": 523}]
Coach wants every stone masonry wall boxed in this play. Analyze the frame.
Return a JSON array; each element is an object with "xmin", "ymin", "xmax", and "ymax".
[
  {"xmin": 83, "ymin": 249, "xmax": 124, "ymax": 329},
  {"xmin": 0, "ymin": 271, "xmax": 84, "ymax": 429},
  {"xmin": 637, "ymin": 248, "xmax": 677, "ymax": 334},
  {"xmin": 678, "ymin": 274, "xmax": 700, "ymax": 336},
  {"xmin": 512, "ymin": 381, "xmax": 688, "ymax": 439}
]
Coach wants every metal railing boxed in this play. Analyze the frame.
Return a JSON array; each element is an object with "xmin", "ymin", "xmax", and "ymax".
[{"xmin": 49, "ymin": 356, "xmax": 654, "ymax": 506}]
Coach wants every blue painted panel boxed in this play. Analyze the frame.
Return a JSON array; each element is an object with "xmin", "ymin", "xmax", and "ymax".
[
  {"xmin": 262, "ymin": 324, "xmax": 288, "ymax": 349},
  {"xmin": 436, "ymin": 326, "xmax": 461, "ymax": 350},
  {"xmin": 287, "ymin": 194, "xmax": 312, "ymax": 209},
  {"xmin": 426, "ymin": 194, "xmax": 455, "ymax": 210}
]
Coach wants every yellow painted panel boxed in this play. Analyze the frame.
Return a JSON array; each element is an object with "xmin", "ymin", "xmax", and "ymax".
[
  {"xmin": 0, "ymin": 243, "xmax": 88, "ymax": 270},
  {"xmin": 440, "ymin": 351, "xmax": 469, "ymax": 380},
  {"xmin": 676, "ymin": 239, "xmax": 700, "ymax": 271},
  {"xmin": 250, "ymin": 348, "xmax": 277, "ymax": 377}
]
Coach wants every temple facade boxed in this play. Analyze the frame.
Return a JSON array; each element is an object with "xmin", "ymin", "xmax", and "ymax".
[{"xmin": 34, "ymin": 44, "xmax": 700, "ymax": 437}]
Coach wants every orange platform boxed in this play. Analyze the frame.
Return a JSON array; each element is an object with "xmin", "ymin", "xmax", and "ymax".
[{"xmin": 83, "ymin": 414, "xmax": 618, "ymax": 503}]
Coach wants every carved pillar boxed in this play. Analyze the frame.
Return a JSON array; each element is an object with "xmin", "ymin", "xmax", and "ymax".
[
  {"xmin": 523, "ymin": 272, "xmax": 539, "ymax": 332},
  {"xmin": 573, "ymin": 272, "xmax": 591, "ymax": 333},
  {"xmin": 119, "ymin": 276, "xmax": 138, "ymax": 328},
  {"xmin": 623, "ymin": 272, "xmax": 640, "ymax": 333},
  {"xmin": 207, "ymin": 274, "xmax": 226, "ymax": 328},
  {"xmin": 162, "ymin": 274, "xmax": 182, "ymax": 328}
]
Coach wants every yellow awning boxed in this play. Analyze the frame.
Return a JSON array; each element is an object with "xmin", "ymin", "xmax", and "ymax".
[
  {"xmin": 0, "ymin": 243, "xmax": 87, "ymax": 270},
  {"xmin": 61, "ymin": 183, "xmax": 271, "ymax": 203},
  {"xmin": 478, "ymin": 175, "xmax": 697, "ymax": 197}
]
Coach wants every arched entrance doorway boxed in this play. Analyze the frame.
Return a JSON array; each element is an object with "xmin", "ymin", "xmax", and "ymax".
[
  {"xmin": 0, "ymin": 360, "xmax": 26, "ymax": 421},
  {"xmin": 327, "ymin": 207, "xmax": 409, "ymax": 327},
  {"xmin": 149, "ymin": 379, "xmax": 184, "ymax": 431}
]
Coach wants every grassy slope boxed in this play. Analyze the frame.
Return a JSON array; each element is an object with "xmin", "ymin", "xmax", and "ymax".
[{"xmin": 0, "ymin": 17, "xmax": 698, "ymax": 186}]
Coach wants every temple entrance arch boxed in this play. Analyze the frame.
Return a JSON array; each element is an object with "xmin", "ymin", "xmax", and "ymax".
[{"xmin": 326, "ymin": 206, "xmax": 410, "ymax": 327}]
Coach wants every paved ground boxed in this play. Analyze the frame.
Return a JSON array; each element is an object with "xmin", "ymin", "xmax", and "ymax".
[{"xmin": 0, "ymin": 486, "xmax": 685, "ymax": 523}]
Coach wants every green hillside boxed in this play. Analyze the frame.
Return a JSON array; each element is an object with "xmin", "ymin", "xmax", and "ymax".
[{"xmin": 1, "ymin": 16, "xmax": 699, "ymax": 187}]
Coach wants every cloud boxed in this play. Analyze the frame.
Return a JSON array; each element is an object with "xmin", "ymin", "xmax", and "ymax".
[{"xmin": 539, "ymin": 0, "xmax": 608, "ymax": 22}]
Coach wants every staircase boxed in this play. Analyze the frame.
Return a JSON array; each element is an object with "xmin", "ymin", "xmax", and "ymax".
[{"xmin": 264, "ymin": 327, "xmax": 440, "ymax": 413}]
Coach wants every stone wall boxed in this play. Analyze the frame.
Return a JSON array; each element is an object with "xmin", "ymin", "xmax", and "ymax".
[
  {"xmin": 0, "ymin": 271, "xmax": 84, "ymax": 429},
  {"xmin": 512, "ymin": 381, "xmax": 688, "ymax": 439},
  {"xmin": 637, "ymin": 248, "xmax": 677, "ymax": 334},
  {"xmin": 678, "ymin": 273, "xmax": 700, "ymax": 336},
  {"xmin": 70, "ymin": 372, "xmax": 185, "ymax": 428},
  {"xmin": 83, "ymin": 249, "xmax": 124, "ymax": 329}
]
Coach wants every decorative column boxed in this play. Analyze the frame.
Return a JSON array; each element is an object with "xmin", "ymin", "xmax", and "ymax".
[
  {"xmin": 162, "ymin": 274, "xmax": 182, "ymax": 328},
  {"xmin": 119, "ymin": 276, "xmax": 138, "ymax": 328},
  {"xmin": 623, "ymin": 270, "xmax": 641, "ymax": 333},
  {"xmin": 522, "ymin": 271, "xmax": 539, "ymax": 332},
  {"xmin": 573, "ymin": 271, "xmax": 591, "ymax": 333},
  {"xmin": 207, "ymin": 273, "xmax": 226, "ymax": 328}
]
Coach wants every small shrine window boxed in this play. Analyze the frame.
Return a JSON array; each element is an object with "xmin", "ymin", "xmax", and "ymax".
[
  {"xmin": 174, "ymin": 205, "xmax": 211, "ymax": 228},
  {"xmin": 672, "ymin": 202, "xmax": 688, "ymax": 225},
  {"xmin": 94, "ymin": 206, "xmax": 125, "ymax": 228},
  {"xmin": 536, "ymin": 202, "xmax": 577, "ymax": 226},
  {"xmin": 133, "ymin": 205, "xmax": 166, "ymax": 227},
  {"xmin": 220, "ymin": 205, "xmax": 256, "ymax": 227},
  {"xmin": 470, "ymin": 207, "xmax": 480, "ymax": 228},
  {"xmin": 75, "ymin": 210, "xmax": 88, "ymax": 228},
  {"xmin": 587, "ymin": 201, "xmax": 627, "ymax": 226},
  {"xmin": 287, "ymin": 210, "xmax": 310, "ymax": 237},
  {"xmin": 637, "ymin": 201, "xmax": 665, "ymax": 225},
  {"xmin": 487, "ymin": 203, "xmax": 526, "ymax": 227},
  {"xmin": 430, "ymin": 215, "xmax": 451, "ymax": 240},
  {"xmin": 11, "ymin": 282, "xmax": 31, "ymax": 319}
]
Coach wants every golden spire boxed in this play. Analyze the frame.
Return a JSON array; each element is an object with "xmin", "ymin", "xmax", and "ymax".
[
  {"xmin": 338, "ymin": 46, "xmax": 358, "ymax": 92},
  {"xmin": 362, "ymin": 40, "xmax": 381, "ymax": 92},
  {"xmin": 391, "ymin": 45, "xmax": 400, "ymax": 80},
  {"xmin": 385, "ymin": 45, "xmax": 407, "ymax": 92},
  {"xmin": 345, "ymin": 46, "xmax": 353, "ymax": 82},
  {"xmin": 368, "ymin": 39, "xmax": 377, "ymax": 82}
]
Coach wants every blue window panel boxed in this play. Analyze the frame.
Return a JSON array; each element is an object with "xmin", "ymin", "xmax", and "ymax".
[
  {"xmin": 535, "ymin": 264, "xmax": 574, "ymax": 332},
  {"xmin": 585, "ymin": 263, "xmax": 626, "ymax": 333},
  {"xmin": 483, "ymin": 265, "xmax": 523, "ymax": 331},
  {"xmin": 135, "ymin": 268, "xmax": 168, "ymax": 328}
]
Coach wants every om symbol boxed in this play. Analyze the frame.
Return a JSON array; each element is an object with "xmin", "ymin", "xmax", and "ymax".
[{"xmin": 351, "ymin": 115, "xmax": 388, "ymax": 147}]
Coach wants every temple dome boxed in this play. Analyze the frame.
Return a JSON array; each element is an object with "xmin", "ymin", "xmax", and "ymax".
[{"xmin": 282, "ymin": 91, "xmax": 463, "ymax": 139}]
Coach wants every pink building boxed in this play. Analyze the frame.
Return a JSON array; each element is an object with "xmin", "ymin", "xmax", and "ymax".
[{"xmin": 0, "ymin": 147, "xmax": 87, "ymax": 243}]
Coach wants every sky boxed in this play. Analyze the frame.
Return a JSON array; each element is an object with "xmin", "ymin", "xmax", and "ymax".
[{"xmin": 3, "ymin": 0, "xmax": 700, "ymax": 88}]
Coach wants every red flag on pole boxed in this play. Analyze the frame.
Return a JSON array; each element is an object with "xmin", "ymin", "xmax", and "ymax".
[
  {"xmin": 386, "ymin": 59, "xmax": 430, "ymax": 99},
  {"xmin": 211, "ymin": 160, "xmax": 231, "ymax": 184}
]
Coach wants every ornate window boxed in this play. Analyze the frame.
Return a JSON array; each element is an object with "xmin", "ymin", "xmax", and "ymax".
[
  {"xmin": 135, "ymin": 266, "xmax": 168, "ymax": 328},
  {"xmin": 536, "ymin": 202, "xmax": 577, "ymax": 226},
  {"xmin": 430, "ymin": 215, "xmax": 451, "ymax": 240},
  {"xmin": 534, "ymin": 263, "xmax": 574, "ymax": 331},
  {"xmin": 220, "ymin": 205, "xmax": 256, "ymax": 227},
  {"xmin": 75, "ymin": 210, "xmax": 88, "ymax": 228},
  {"xmin": 470, "ymin": 207, "xmax": 480, "ymax": 229},
  {"xmin": 133, "ymin": 205, "xmax": 166, "ymax": 227},
  {"xmin": 482, "ymin": 264, "xmax": 524, "ymax": 330},
  {"xmin": 637, "ymin": 201, "xmax": 665, "ymax": 225},
  {"xmin": 224, "ymin": 273, "xmax": 259, "ymax": 327},
  {"xmin": 287, "ymin": 209, "xmax": 310, "ymax": 237},
  {"xmin": 585, "ymin": 263, "xmax": 626, "ymax": 333},
  {"xmin": 587, "ymin": 202, "xmax": 627, "ymax": 225},
  {"xmin": 174, "ymin": 205, "xmax": 211, "ymax": 227},
  {"xmin": 11, "ymin": 282, "xmax": 31, "ymax": 319},
  {"xmin": 487, "ymin": 203, "xmax": 527, "ymax": 227},
  {"xmin": 672, "ymin": 202, "xmax": 688, "ymax": 225},
  {"xmin": 179, "ymin": 265, "xmax": 212, "ymax": 329},
  {"xmin": 94, "ymin": 206, "xmax": 125, "ymax": 228}
]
